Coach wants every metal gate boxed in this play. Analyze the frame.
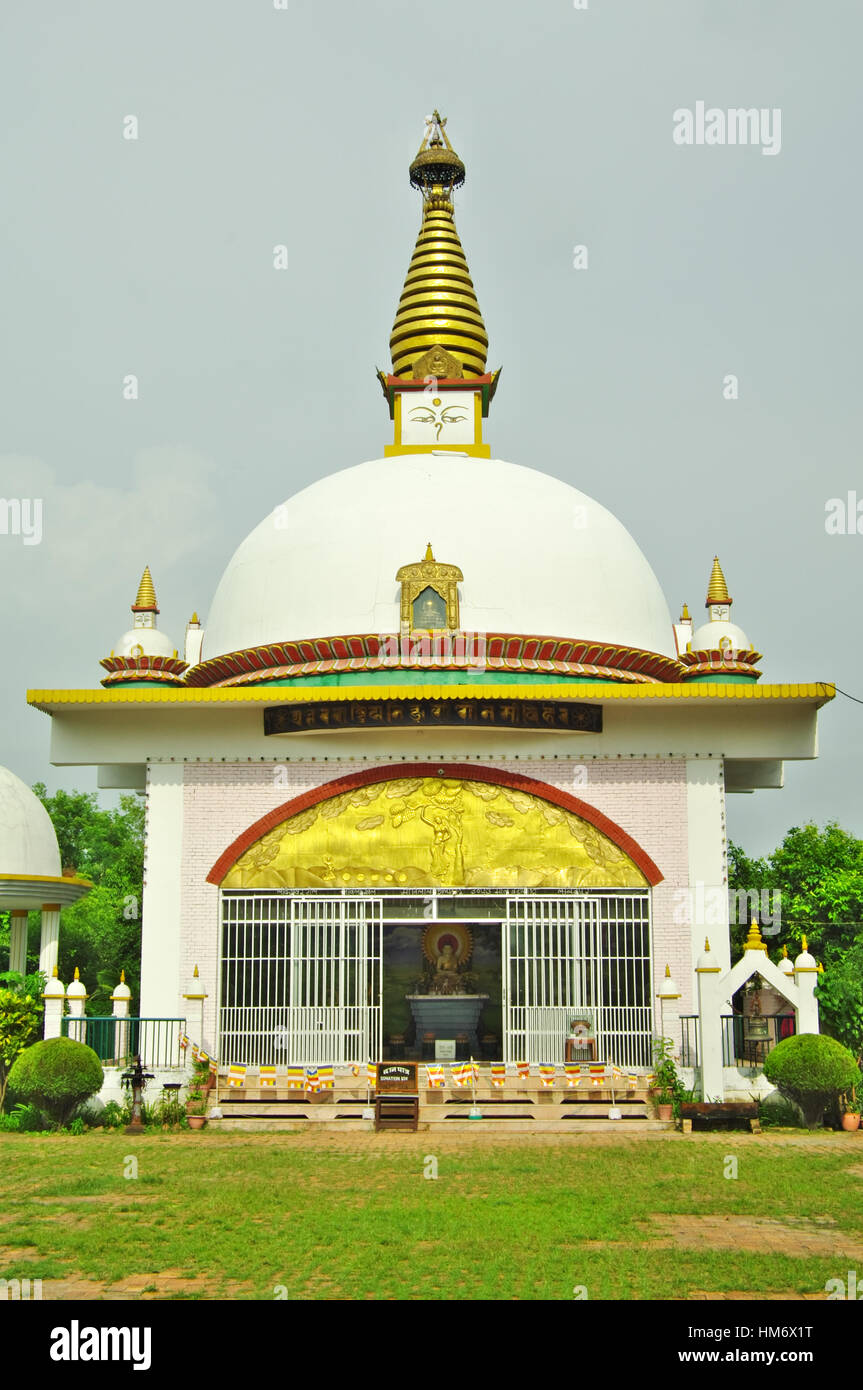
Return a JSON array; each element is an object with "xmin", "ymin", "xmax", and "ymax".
[
  {"xmin": 219, "ymin": 894, "xmax": 382, "ymax": 1066},
  {"xmin": 503, "ymin": 894, "xmax": 652, "ymax": 1067}
]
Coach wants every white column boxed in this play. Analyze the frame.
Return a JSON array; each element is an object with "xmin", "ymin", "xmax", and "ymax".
[
  {"xmin": 9, "ymin": 910, "xmax": 28, "ymax": 975},
  {"xmin": 39, "ymin": 904, "xmax": 61, "ymax": 978},
  {"xmin": 794, "ymin": 938, "xmax": 820, "ymax": 1033},
  {"xmin": 111, "ymin": 971, "xmax": 132, "ymax": 1064},
  {"xmin": 65, "ymin": 968, "xmax": 87, "ymax": 1045},
  {"xmin": 42, "ymin": 970, "xmax": 65, "ymax": 1040},
  {"xmin": 140, "ymin": 765, "xmax": 184, "ymax": 1019},
  {"xmin": 696, "ymin": 941, "xmax": 724, "ymax": 1101},
  {"xmin": 183, "ymin": 966, "xmax": 207, "ymax": 1052}
]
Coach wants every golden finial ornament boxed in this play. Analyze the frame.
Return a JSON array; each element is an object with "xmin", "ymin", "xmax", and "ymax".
[
  {"xmin": 132, "ymin": 566, "xmax": 158, "ymax": 613},
  {"xmin": 704, "ymin": 937, "xmax": 711, "ymax": 952},
  {"xmin": 120, "ymin": 969, "xmax": 125, "ymax": 983},
  {"xmin": 680, "ymin": 603, "xmax": 691, "ymax": 622},
  {"xmin": 73, "ymin": 966, "xmax": 80, "ymax": 980},
  {"xmin": 801, "ymin": 934, "xmax": 808, "ymax": 952},
  {"xmin": 706, "ymin": 556, "xmax": 731, "ymax": 607},
  {"xmin": 390, "ymin": 112, "xmax": 488, "ymax": 378},
  {"xmin": 744, "ymin": 919, "xmax": 767, "ymax": 952},
  {"xmin": 664, "ymin": 964, "xmax": 672, "ymax": 978}
]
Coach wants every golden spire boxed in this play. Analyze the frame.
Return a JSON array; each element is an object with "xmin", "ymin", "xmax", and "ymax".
[
  {"xmin": 704, "ymin": 937, "xmax": 711, "ymax": 952},
  {"xmin": 680, "ymin": 603, "xmax": 691, "ymax": 622},
  {"xmin": 706, "ymin": 556, "xmax": 731, "ymax": 607},
  {"xmin": 73, "ymin": 966, "xmax": 80, "ymax": 980},
  {"xmin": 120, "ymin": 969, "xmax": 125, "ymax": 983},
  {"xmin": 425, "ymin": 541, "xmax": 434, "ymax": 561},
  {"xmin": 744, "ymin": 919, "xmax": 767, "ymax": 952},
  {"xmin": 132, "ymin": 566, "xmax": 158, "ymax": 613},
  {"xmin": 801, "ymin": 934, "xmax": 808, "ymax": 952},
  {"xmin": 389, "ymin": 112, "xmax": 488, "ymax": 379}
]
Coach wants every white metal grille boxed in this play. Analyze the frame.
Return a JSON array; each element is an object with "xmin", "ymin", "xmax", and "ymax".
[
  {"xmin": 504, "ymin": 894, "xmax": 652, "ymax": 1067},
  {"xmin": 219, "ymin": 895, "xmax": 382, "ymax": 1066}
]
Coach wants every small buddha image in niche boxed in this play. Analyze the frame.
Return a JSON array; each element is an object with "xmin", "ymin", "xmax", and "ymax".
[
  {"xmin": 403, "ymin": 394, "xmax": 471, "ymax": 446},
  {"xmin": 419, "ymin": 922, "xmax": 475, "ymax": 996},
  {"xmin": 412, "ymin": 585, "xmax": 447, "ymax": 629}
]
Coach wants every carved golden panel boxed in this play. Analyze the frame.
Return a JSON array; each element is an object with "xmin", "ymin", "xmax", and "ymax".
[{"xmin": 221, "ymin": 777, "xmax": 648, "ymax": 891}]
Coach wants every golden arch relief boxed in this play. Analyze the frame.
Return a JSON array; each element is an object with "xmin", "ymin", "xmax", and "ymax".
[{"xmin": 221, "ymin": 777, "xmax": 648, "ymax": 891}]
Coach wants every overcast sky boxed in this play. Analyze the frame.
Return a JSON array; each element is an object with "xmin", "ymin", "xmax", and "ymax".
[{"xmin": 1, "ymin": 0, "xmax": 860, "ymax": 858}]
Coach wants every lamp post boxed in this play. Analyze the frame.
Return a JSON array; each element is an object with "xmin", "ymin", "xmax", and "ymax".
[{"xmin": 122, "ymin": 1054, "xmax": 154, "ymax": 1134}]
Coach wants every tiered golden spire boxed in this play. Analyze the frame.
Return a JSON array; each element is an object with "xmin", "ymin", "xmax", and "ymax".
[
  {"xmin": 389, "ymin": 112, "xmax": 488, "ymax": 379},
  {"xmin": 744, "ymin": 919, "xmax": 767, "ymax": 952},
  {"xmin": 706, "ymin": 556, "xmax": 731, "ymax": 607},
  {"xmin": 132, "ymin": 566, "xmax": 158, "ymax": 613}
]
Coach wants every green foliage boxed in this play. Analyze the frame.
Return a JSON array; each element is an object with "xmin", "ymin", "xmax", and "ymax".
[
  {"xmin": 729, "ymin": 822, "xmax": 863, "ymax": 964},
  {"xmin": 815, "ymin": 938, "xmax": 863, "ymax": 1064},
  {"xmin": 763, "ymin": 1033, "xmax": 861, "ymax": 1128},
  {"xmin": 0, "ymin": 1102, "xmax": 45, "ymax": 1132},
  {"xmin": 651, "ymin": 1035, "xmax": 685, "ymax": 1113},
  {"xmin": 8, "ymin": 1037, "xmax": 104, "ymax": 1129},
  {"xmin": 0, "ymin": 980, "xmax": 44, "ymax": 1113}
]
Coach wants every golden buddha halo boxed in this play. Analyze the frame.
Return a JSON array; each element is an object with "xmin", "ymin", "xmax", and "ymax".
[{"xmin": 389, "ymin": 112, "xmax": 488, "ymax": 379}]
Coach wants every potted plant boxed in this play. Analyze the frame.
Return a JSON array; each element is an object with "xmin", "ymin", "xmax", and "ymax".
[
  {"xmin": 841, "ymin": 1087, "xmax": 861, "ymax": 1132},
  {"xmin": 651, "ymin": 1036, "xmax": 682, "ymax": 1123},
  {"xmin": 186, "ymin": 1096, "xmax": 208, "ymax": 1130},
  {"xmin": 185, "ymin": 1085, "xmax": 203, "ymax": 1116}
]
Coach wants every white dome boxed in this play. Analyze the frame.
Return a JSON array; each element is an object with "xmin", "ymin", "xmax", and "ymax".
[
  {"xmin": 690, "ymin": 619, "xmax": 750, "ymax": 652},
  {"xmin": 202, "ymin": 455, "xmax": 674, "ymax": 660},
  {"xmin": 113, "ymin": 628, "xmax": 177, "ymax": 659},
  {"xmin": 0, "ymin": 766, "xmax": 61, "ymax": 878}
]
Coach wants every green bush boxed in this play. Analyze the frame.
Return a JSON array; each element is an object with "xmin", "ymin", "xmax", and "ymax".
[
  {"xmin": 7, "ymin": 1037, "xmax": 104, "ymax": 1129},
  {"xmin": 763, "ymin": 1033, "xmax": 860, "ymax": 1128}
]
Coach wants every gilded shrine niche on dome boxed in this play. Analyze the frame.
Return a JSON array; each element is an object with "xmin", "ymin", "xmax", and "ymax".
[
  {"xmin": 220, "ymin": 777, "xmax": 648, "ymax": 891},
  {"xmin": 396, "ymin": 544, "xmax": 462, "ymax": 633}
]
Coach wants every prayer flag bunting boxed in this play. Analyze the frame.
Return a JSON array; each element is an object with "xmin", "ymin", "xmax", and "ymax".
[
  {"xmin": 564, "ymin": 1064, "xmax": 580, "ymax": 1088},
  {"xmin": 318, "ymin": 1065, "xmax": 334, "ymax": 1090},
  {"xmin": 305, "ymin": 1067, "xmax": 320, "ymax": 1093},
  {"xmin": 367, "ymin": 1063, "xmax": 377, "ymax": 1089},
  {"xmin": 227, "ymin": 1064, "xmax": 246, "ymax": 1088},
  {"xmin": 426, "ymin": 1065, "xmax": 445, "ymax": 1088},
  {"xmin": 539, "ymin": 1065, "xmax": 556, "ymax": 1088},
  {"xmin": 286, "ymin": 1067, "xmax": 304, "ymax": 1089},
  {"xmin": 259, "ymin": 1066, "xmax": 277, "ymax": 1088},
  {"xmin": 516, "ymin": 1061, "xmax": 530, "ymax": 1080},
  {"xmin": 490, "ymin": 1064, "xmax": 506, "ymax": 1087}
]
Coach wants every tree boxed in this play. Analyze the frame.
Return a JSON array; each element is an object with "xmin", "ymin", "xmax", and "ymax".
[
  {"xmin": 763, "ymin": 1033, "xmax": 860, "ymax": 1128},
  {"xmin": 0, "ymin": 975, "xmax": 43, "ymax": 1112},
  {"xmin": 0, "ymin": 786, "xmax": 145, "ymax": 1014},
  {"xmin": 815, "ymin": 939, "xmax": 863, "ymax": 1064},
  {"xmin": 728, "ymin": 822, "xmax": 863, "ymax": 965},
  {"xmin": 8, "ymin": 1036, "xmax": 104, "ymax": 1129}
]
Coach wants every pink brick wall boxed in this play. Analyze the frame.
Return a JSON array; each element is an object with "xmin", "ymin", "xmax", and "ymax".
[{"xmin": 178, "ymin": 757, "xmax": 694, "ymax": 1046}]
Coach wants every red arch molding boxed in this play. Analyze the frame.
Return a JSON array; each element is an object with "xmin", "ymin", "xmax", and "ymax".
[{"xmin": 206, "ymin": 762, "xmax": 664, "ymax": 887}]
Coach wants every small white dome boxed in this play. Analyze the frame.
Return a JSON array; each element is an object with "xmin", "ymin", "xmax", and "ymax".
[
  {"xmin": 202, "ymin": 455, "xmax": 675, "ymax": 660},
  {"xmin": 0, "ymin": 766, "xmax": 61, "ymax": 878},
  {"xmin": 690, "ymin": 619, "xmax": 750, "ymax": 652},
  {"xmin": 113, "ymin": 628, "xmax": 177, "ymax": 660}
]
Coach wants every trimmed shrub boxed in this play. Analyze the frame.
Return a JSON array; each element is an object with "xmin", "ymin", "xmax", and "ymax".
[
  {"xmin": 7, "ymin": 1037, "xmax": 104, "ymax": 1129},
  {"xmin": 763, "ymin": 1033, "xmax": 860, "ymax": 1128}
]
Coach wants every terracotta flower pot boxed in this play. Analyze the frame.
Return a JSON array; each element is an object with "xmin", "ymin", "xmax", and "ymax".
[
  {"xmin": 657, "ymin": 1104, "xmax": 673, "ymax": 1122},
  {"xmin": 841, "ymin": 1112, "xmax": 861, "ymax": 1132},
  {"xmin": 187, "ymin": 1115, "xmax": 207, "ymax": 1130}
]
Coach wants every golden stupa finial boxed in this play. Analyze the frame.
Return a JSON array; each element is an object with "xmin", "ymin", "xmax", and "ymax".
[
  {"xmin": 801, "ymin": 934, "xmax": 808, "ymax": 952},
  {"xmin": 390, "ymin": 113, "xmax": 488, "ymax": 380},
  {"xmin": 52, "ymin": 964, "xmax": 58, "ymax": 978},
  {"xmin": 120, "ymin": 969, "xmax": 125, "ymax": 983},
  {"xmin": 706, "ymin": 556, "xmax": 731, "ymax": 608},
  {"xmin": 781, "ymin": 944, "xmax": 788, "ymax": 958},
  {"xmin": 73, "ymin": 966, "xmax": 80, "ymax": 980},
  {"xmin": 425, "ymin": 541, "xmax": 435, "ymax": 562},
  {"xmin": 704, "ymin": 937, "xmax": 711, "ymax": 952},
  {"xmin": 132, "ymin": 566, "xmax": 158, "ymax": 613},
  {"xmin": 817, "ymin": 961, "xmax": 824, "ymax": 974},
  {"xmin": 193, "ymin": 964, "xmax": 199, "ymax": 978},
  {"xmin": 664, "ymin": 964, "xmax": 672, "ymax": 978},
  {"xmin": 744, "ymin": 919, "xmax": 767, "ymax": 952},
  {"xmin": 680, "ymin": 603, "xmax": 691, "ymax": 622}
]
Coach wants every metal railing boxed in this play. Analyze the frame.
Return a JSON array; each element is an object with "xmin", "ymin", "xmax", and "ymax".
[
  {"xmin": 219, "ymin": 1005, "xmax": 382, "ymax": 1067},
  {"xmin": 680, "ymin": 1015, "xmax": 699, "ymax": 1068},
  {"xmin": 61, "ymin": 1017, "xmax": 186, "ymax": 1069}
]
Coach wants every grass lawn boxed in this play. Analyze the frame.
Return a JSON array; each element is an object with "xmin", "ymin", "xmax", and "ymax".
[{"xmin": 0, "ymin": 1129, "xmax": 860, "ymax": 1300}]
